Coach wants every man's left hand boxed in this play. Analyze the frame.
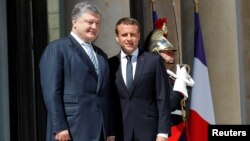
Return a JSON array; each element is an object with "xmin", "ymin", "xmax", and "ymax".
[
  {"xmin": 107, "ymin": 136, "xmax": 115, "ymax": 141},
  {"xmin": 156, "ymin": 136, "xmax": 167, "ymax": 141}
]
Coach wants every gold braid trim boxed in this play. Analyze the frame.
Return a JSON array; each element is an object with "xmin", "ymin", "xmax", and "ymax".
[{"xmin": 181, "ymin": 98, "xmax": 187, "ymax": 121}]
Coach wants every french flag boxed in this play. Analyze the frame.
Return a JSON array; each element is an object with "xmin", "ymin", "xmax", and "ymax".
[{"xmin": 186, "ymin": 11, "xmax": 215, "ymax": 141}]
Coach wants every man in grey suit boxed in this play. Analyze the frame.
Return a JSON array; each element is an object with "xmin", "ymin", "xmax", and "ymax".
[
  {"xmin": 39, "ymin": 1, "xmax": 115, "ymax": 141},
  {"xmin": 109, "ymin": 17, "xmax": 171, "ymax": 141}
]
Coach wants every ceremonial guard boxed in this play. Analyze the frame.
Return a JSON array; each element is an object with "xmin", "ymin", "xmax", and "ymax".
[{"xmin": 144, "ymin": 17, "xmax": 195, "ymax": 141}]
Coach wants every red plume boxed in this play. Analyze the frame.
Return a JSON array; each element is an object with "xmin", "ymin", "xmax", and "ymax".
[
  {"xmin": 154, "ymin": 18, "xmax": 167, "ymax": 30},
  {"xmin": 153, "ymin": 18, "xmax": 168, "ymax": 38}
]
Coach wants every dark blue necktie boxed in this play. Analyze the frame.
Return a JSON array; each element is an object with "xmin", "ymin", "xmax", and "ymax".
[{"xmin": 126, "ymin": 55, "xmax": 133, "ymax": 92}]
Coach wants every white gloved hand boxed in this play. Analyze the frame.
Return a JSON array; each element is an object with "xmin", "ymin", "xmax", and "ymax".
[{"xmin": 172, "ymin": 64, "xmax": 195, "ymax": 98}]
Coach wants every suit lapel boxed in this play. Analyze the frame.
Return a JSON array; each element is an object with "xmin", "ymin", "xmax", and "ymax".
[
  {"xmin": 117, "ymin": 66, "xmax": 128, "ymax": 92},
  {"xmin": 114, "ymin": 54, "xmax": 129, "ymax": 93},
  {"xmin": 130, "ymin": 51, "xmax": 145, "ymax": 96},
  {"xmin": 95, "ymin": 48, "xmax": 105, "ymax": 93},
  {"xmin": 67, "ymin": 35, "xmax": 98, "ymax": 79}
]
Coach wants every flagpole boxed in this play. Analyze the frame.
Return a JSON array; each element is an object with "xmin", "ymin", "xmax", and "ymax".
[
  {"xmin": 194, "ymin": 0, "xmax": 199, "ymax": 13},
  {"xmin": 150, "ymin": 0, "xmax": 156, "ymax": 11},
  {"xmin": 171, "ymin": 0, "xmax": 182, "ymax": 65}
]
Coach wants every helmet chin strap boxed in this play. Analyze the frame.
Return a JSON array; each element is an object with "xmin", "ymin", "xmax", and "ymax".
[
  {"xmin": 164, "ymin": 60, "xmax": 175, "ymax": 70},
  {"xmin": 165, "ymin": 60, "xmax": 175, "ymax": 64}
]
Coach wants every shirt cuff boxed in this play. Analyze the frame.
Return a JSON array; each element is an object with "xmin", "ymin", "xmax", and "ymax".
[
  {"xmin": 157, "ymin": 133, "xmax": 168, "ymax": 138},
  {"xmin": 107, "ymin": 136, "xmax": 115, "ymax": 139}
]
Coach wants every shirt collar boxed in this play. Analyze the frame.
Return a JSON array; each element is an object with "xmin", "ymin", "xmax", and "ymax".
[
  {"xmin": 71, "ymin": 32, "xmax": 91, "ymax": 45},
  {"xmin": 120, "ymin": 48, "xmax": 139, "ymax": 59}
]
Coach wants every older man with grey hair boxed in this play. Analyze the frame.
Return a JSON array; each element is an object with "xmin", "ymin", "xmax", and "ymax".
[{"xmin": 39, "ymin": 1, "xmax": 115, "ymax": 141}]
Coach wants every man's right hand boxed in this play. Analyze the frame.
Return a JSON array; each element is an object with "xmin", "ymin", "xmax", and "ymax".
[
  {"xmin": 107, "ymin": 136, "xmax": 115, "ymax": 141},
  {"xmin": 55, "ymin": 130, "xmax": 71, "ymax": 141}
]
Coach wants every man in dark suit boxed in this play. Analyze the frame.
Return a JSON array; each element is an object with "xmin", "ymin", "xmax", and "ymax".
[
  {"xmin": 39, "ymin": 1, "xmax": 115, "ymax": 141},
  {"xmin": 109, "ymin": 17, "xmax": 171, "ymax": 141}
]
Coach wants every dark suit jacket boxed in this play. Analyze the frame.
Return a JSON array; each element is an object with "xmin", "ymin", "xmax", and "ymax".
[
  {"xmin": 109, "ymin": 50, "xmax": 171, "ymax": 141},
  {"xmin": 39, "ymin": 34, "xmax": 113, "ymax": 141}
]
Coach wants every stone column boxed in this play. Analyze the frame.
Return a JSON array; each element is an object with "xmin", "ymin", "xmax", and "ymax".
[{"xmin": 182, "ymin": 0, "xmax": 249, "ymax": 124}]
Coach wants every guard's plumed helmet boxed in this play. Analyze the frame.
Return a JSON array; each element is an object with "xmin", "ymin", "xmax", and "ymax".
[{"xmin": 148, "ymin": 18, "xmax": 177, "ymax": 53}]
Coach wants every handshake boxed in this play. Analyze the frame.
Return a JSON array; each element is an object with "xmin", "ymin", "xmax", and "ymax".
[{"xmin": 167, "ymin": 64, "xmax": 195, "ymax": 98}]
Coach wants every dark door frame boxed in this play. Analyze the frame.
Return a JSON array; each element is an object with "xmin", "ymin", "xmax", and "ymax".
[
  {"xmin": 130, "ymin": 0, "xmax": 144, "ymax": 49},
  {"xmin": 7, "ymin": 0, "xmax": 47, "ymax": 140}
]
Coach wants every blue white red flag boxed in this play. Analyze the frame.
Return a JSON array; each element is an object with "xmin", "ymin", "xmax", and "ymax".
[
  {"xmin": 152, "ymin": 10, "xmax": 158, "ymax": 30},
  {"xmin": 185, "ymin": 11, "xmax": 215, "ymax": 141}
]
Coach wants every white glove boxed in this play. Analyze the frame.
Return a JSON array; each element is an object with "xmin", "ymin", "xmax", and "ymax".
[{"xmin": 168, "ymin": 64, "xmax": 195, "ymax": 98}]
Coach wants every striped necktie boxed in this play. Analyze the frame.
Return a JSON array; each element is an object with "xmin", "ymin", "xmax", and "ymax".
[{"xmin": 83, "ymin": 43, "xmax": 99, "ymax": 74}]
